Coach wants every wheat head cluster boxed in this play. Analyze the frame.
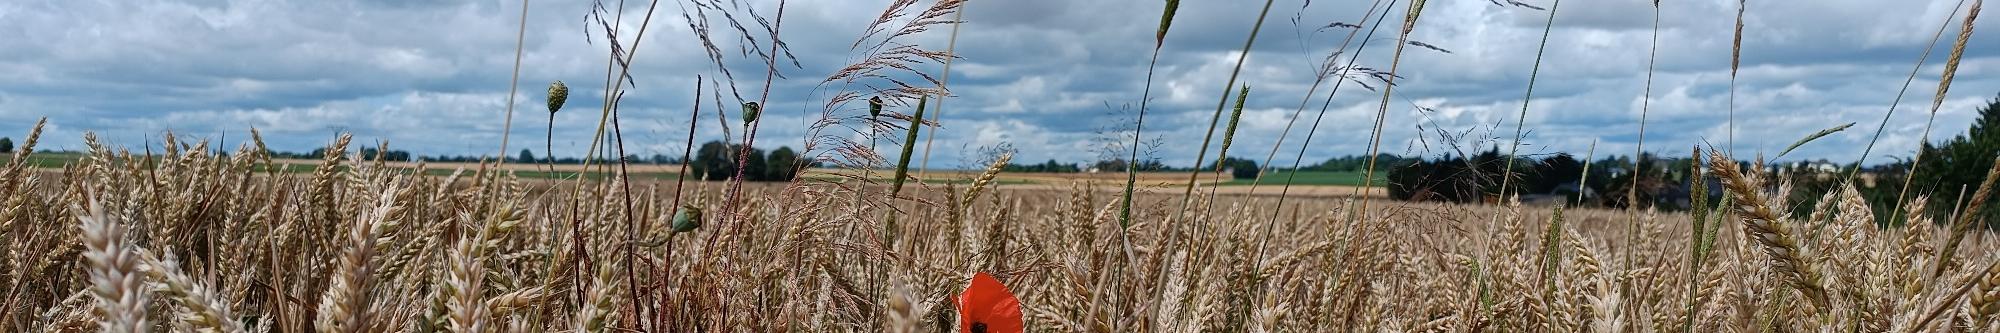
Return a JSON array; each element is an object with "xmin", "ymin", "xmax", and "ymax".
[{"xmin": 0, "ymin": 117, "xmax": 1997, "ymax": 333}]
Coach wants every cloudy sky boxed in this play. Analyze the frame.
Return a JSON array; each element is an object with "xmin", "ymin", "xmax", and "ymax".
[{"xmin": 0, "ymin": 0, "xmax": 1994, "ymax": 169}]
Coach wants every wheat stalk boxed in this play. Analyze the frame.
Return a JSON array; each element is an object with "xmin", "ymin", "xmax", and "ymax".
[
  {"xmin": 961, "ymin": 153, "xmax": 1012, "ymax": 210},
  {"xmin": 316, "ymin": 190, "xmax": 398, "ymax": 333},
  {"xmin": 1707, "ymin": 150, "xmax": 1831, "ymax": 312},
  {"xmin": 139, "ymin": 249, "xmax": 245, "ymax": 333},
  {"xmin": 77, "ymin": 195, "xmax": 150, "ymax": 333}
]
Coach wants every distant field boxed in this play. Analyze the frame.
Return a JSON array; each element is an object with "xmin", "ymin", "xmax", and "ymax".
[
  {"xmin": 0, "ymin": 151, "xmax": 82, "ymax": 169},
  {"xmin": 1223, "ymin": 170, "xmax": 1384, "ymax": 187},
  {"xmin": 5, "ymin": 153, "xmax": 686, "ymax": 180},
  {"xmin": 7, "ymin": 153, "xmax": 1382, "ymax": 187}
]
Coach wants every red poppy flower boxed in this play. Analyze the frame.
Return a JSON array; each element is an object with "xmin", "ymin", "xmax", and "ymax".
[{"xmin": 958, "ymin": 272, "xmax": 1023, "ymax": 333}]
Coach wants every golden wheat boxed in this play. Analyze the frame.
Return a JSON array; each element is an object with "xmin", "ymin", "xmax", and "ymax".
[{"xmin": 0, "ymin": 129, "xmax": 1997, "ymax": 332}]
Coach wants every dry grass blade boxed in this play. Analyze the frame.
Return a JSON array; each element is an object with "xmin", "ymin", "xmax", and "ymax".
[
  {"xmin": 1773, "ymin": 122, "xmax": 1854, "ymax": 160},
  {"xmin": 1848, "ymin": 0, "xmax": 1969, "ymax": 185},
  {"xmin": 1895, "ymin": 0, "xmax": 1982, "ymax": 224}
]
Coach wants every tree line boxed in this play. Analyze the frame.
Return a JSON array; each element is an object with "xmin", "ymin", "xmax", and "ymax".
[
  {"xmin": 687, "ymin": 141, "xmax": 810, "ymax": 182},
  {"xmin": 1380, "ymin": 94, "xmax": 2000, "ymax": 229}
]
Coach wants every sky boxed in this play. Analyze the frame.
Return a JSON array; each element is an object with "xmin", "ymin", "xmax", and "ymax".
[{"xmin": 0, "ymin": 0, "xmax": 1995, "ymax": 170}]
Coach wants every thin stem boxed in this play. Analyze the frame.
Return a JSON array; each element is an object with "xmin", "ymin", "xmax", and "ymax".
[
  {"xmin": 657, "ymin": 75, "xmax": 701, "ymax": 332},
  {"xmin": 1894, "ymin": 0, "xmax": 1981, "ymax": 228},
  {"xmin": 1622, "ymin": 5, "xmax": 1662, "ymax": 324},
  {"xmin": 1630, "ymin": 3, "xmax": 1660, "ymax": 213},
  {"xmin": 1243, "ymin": 0, "xmax": 1387, "ymax": 200},
  {"xmin": 498, "ymin": 0, "xmax": 531, "ymax": 167},
  {"xmin": 608, "ymin": 100, "xmax": 643, "ymax": 329},
  {"xmin": 1349, "ymin": 0, "xmax": 1428, "ymax": 240},
  {"xmin": 1120, "ymin": 53, "xmax": 1161, "ymax": 231},
  {"xmin": 1175, "ymin": 0, "xmax": 1276, "ymax": 223},
  {"xmin": 1496, "ymin": 0, "xmax": 1562, "ymax": 204},
  {"xmin": 548, "ymin": 113, "xmax": 558, "ymax": 173},
  {"xmin": 1726, "ymin": 0, "xmax": 1746, "ymax": 155},
  {"xmin": 725, "ymin": 0, "xmax": 789, "ymax": 227},
  {"xmin": 1249, "ymin": 0, "xmax": 1392, "ymax": 232},
  {"xmin": 915, "ymin": 1, "xmax": 967, "ymax": 183}
]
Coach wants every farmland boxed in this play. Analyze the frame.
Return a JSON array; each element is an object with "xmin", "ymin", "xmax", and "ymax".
[
  {"xmin": 1, "ymin": 128, "xmax": 1996, "ymax": 332},
  {"xmin": 2, "ymin": 0, "xmax": 1997, "ymax": 331}
]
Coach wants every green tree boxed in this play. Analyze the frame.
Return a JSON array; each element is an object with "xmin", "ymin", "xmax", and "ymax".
[
  {"xmin": 692, "ymin": 141, "xmax": 734, "ymax": 180},
  {"xmin": 691, "ymin": 140, "xmax": 783, "ymax": 181},
  {"xmin": 1527, "ymin": 153, "xmax": 1586, "ymax": 194},
  {"xmin": 1911, "ymin": 94, "xmax": 2000, "ymax": 228},
  {"xmin": 743, "ymin": 147, "xmax": 768, "ymax": 181},
  {"xmin": 766, "ymin": 146, "xmax": 801, "ymax": 181},
  {"xmin": 1208, "ymin": 157, "xmax": 1259, "ymax": 180},
  {"xmin": 0, "ymin": 137, "xmax": 11, "ymax": 154},
  {"xmin": 1387, "ymin": 157, "xmax": 1482, "ymax": 202},
  {"xmin": 518, "ymin": 149, "xmax": 536, "ymax": 163}
]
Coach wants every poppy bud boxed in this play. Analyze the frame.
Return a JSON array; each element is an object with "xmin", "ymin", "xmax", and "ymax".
[
  {"xmin": 672, "ymin": 205, "xmax": 702, "ymax": 233},
  {"xmin": 868, "ymin": 96, "xmax": 883, "ymax": 118},
  {"xmin": 547, "ymin": 80, "xmax": 569, "ymax": 113},
  {"xmin": 741, "ymin": 102, "xmax": 761, "ymax": 124}
]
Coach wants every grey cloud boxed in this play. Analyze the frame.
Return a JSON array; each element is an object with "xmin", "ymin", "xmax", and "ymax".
[{"xmin": 0, "ymin": 0, "xmax": 1991, "ymax": 169}]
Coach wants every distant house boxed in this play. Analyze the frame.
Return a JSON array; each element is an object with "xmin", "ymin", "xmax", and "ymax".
[
  {"xmin": 1551, "ymin": 181, "xmax": 1598, "ymax": 200},
  {"xmin": 1781, "ymin": 161, "xmax": 1842, "ymax": 174},
  {"xmin": 1520, "ymin": 181, "xmax": 1599, "ymax": 207},
  {"xmin": 1658, "ymin": 182, "xmax": 1692, "ymax": 210}
]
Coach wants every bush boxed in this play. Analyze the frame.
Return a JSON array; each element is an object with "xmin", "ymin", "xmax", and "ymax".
[
  {"xmin": 692, "ymin": 141, "xmax": 735, "ymax": 181},
  {"xmin": 1208, "ymin": 157, "xmax": 1258, "ymax": 180},
  {"xmin": 691, "ymin": 140, "xmax": 801, "ymax": 181},
  {"xmin": 766, "ymin": 147, "xmax": 802, "ymax": 181},
  {"xmin": 1387, "ymin": 158, "xmax": 1484, "ymax": 202}
]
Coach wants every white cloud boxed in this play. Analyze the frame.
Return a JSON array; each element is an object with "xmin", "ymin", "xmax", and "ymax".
[{"xmin": 0, "ymin": 0, "xmax": 1992, "ymax": 168}]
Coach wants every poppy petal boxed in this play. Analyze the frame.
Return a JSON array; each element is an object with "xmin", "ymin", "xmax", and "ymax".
[{"xmin": 959, "ymin": 272, "xmax": 1024, "ymax": 333}]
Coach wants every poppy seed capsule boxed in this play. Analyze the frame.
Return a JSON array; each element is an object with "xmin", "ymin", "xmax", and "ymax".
[
  {"xmin": 672, "ymin": 205, "xmax": 702, "ymax": 233},
  {"xmin": 868, "ymin": 96, "xmax": 883, "ymax": 118},
  {"xmin": 741, "ymin": 102, "xmax": 761, "ymax": 124},
  {"xmin": 547, "ymin": 80, "xmax": 569, "ymax": 113}
]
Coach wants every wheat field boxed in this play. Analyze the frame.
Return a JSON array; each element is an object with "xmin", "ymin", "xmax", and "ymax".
[
  {"xmin": 3, "ymin": 0, "xmax": 1997, "ymax": 331},
  {"xmin": 2, "ymin": 117, "xmax": 1999, "ymax": 332}
]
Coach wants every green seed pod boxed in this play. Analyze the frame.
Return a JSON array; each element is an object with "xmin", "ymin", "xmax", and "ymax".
[
  {"xmin": 547, "ymin": 80, "xmax": 569, "ymax": 113},
  {"xmin": 868, "ymin": 96, "xmax": 884, "ymax": 118},
  {"xmin": 672, "ymin": 205, "xmax": 703, "ymax": 233},
  {"xmin": 741, "ymin": 102, "xmax": 761, "ymax": 124}
]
